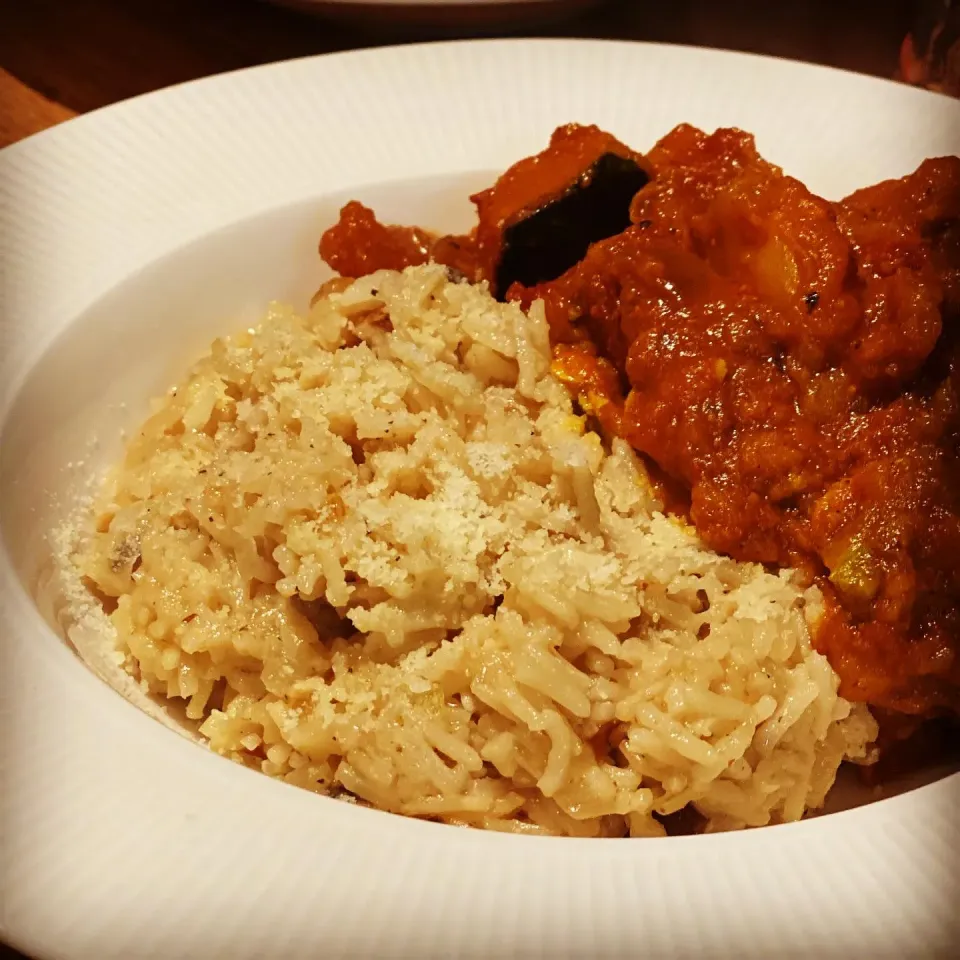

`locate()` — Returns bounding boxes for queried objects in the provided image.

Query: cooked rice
[72,263,877,836]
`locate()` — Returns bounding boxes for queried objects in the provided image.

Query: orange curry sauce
[320,123,960,728]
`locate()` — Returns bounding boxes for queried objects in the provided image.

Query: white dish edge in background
[1,39,959,960]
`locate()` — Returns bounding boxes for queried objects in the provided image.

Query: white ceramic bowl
[2,38,959,960]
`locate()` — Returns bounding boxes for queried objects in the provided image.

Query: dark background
[0,1,928,958]
[2,0,914,120]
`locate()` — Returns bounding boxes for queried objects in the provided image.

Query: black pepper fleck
[804,291,820,312]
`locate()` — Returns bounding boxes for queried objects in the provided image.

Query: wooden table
[0,1,917,958]
[1,0,916,149]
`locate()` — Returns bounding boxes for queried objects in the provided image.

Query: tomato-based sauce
[320,124,647,291]
[319,200,434,279]
[319,123,960,723]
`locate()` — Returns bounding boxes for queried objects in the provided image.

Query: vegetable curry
[320,123,960,729]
